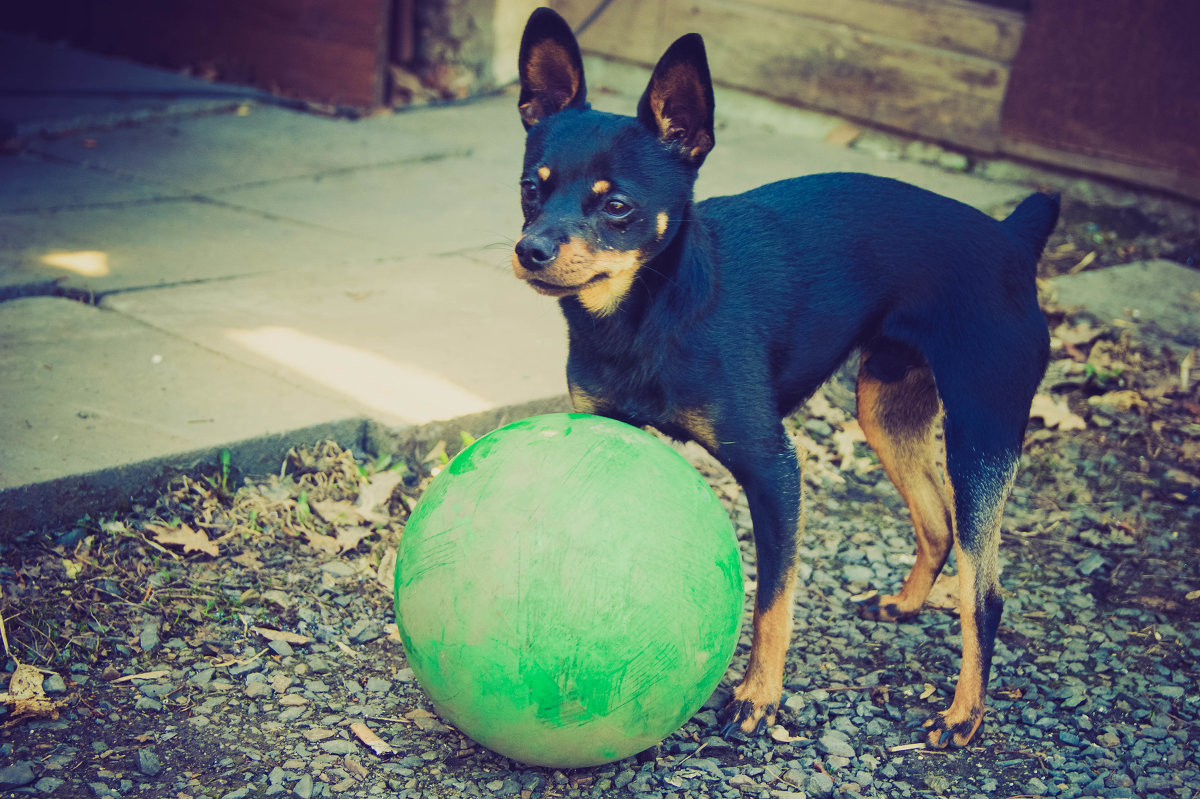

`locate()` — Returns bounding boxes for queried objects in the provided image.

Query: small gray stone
[926,774,951,794]
[0,762,35,786]
[190,668,215,687]
[140,622,161,653]
[220,788,251,799]
[842,564,874,583]
[807,771,835,798]
[365,677,392,693]
[818,729,856,758]
[347,619,382,643]
[319,562,357,578]
[229,659,263,677]
[246,681,274,698]
[269,639,295,657]
[41,673,67,694]
[294,774,314,799]
[138,747,162,776]
[1077,553,1107,575]
[34,776,64,794]
[320,739,357,755]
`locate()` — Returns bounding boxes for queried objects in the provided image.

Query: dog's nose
[515,235,558,271]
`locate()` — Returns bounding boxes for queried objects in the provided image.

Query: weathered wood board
[550,0,1024,151]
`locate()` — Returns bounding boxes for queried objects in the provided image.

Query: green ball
[394,413,743,767]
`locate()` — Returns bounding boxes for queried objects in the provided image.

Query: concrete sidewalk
[0,34,1056,535]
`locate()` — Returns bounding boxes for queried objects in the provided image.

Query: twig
[0,609,13,662]
[887,742,926,753]
[670,741,709,769]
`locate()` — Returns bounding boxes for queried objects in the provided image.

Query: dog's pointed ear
[636,33,715,165]
[518,8,588,129]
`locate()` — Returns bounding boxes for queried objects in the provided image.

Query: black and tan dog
[512,8,1058,748]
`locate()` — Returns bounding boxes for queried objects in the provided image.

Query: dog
[511,7,1058,748]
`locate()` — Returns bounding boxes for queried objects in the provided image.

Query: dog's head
[512,8,715,317]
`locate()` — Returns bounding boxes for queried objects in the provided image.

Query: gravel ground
[2,254,1199,795]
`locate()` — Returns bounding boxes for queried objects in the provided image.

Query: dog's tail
[1002,192,1061,260]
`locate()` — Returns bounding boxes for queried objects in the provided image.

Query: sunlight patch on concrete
[41,250,109,277]
[227,326,493,423]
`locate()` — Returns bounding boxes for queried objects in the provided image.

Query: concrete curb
[0,396,576,538]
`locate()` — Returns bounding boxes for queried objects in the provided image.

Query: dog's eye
[604,199,633,219]
[520,179,540,203]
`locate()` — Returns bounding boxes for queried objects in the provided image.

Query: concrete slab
[26,101,500,196]
[0,198,381,297]
[0,151,173,214]
[1050,259,1200,349]
[0,33,249,138]
[209,149,522,258]
[0,296,369,529]
[98,254,569,428]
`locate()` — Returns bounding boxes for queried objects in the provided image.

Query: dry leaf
[1088,390,1147,414]
[1030,394,1087,431]
[1068,250,1097,274]
[145,523,219,557]
[356,471,406,525]
[823,122,861,148]
[925,571,959,610]
[376,548,398,593]
[232,551,264,570]
[769,724,805,743]
[335,526,374,554]
[251,626,313,645]
[311,500,368,526]
[303,728,335,741]
[351,722,395,756]
[1054,320,1103,348]
[344,756,369,779]
[421,441,448,464]
[1164,469,1200,488]
[303,530,341,555]
[0,664,62,722]
[919,683,937,700]
[111,670,170,684]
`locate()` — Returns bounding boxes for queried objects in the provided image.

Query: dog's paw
[717,697,775,737]
[855,592,920,623]
[921,705,984,749]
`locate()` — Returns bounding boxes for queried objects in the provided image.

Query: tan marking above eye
[592,179,612,195]
[537,165,551,181]
[656,211,669,238]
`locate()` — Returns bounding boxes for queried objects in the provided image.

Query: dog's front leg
[718,430,803,735]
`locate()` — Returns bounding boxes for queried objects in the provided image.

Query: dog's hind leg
[920,329,1045,748]
[855,346,954,622]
